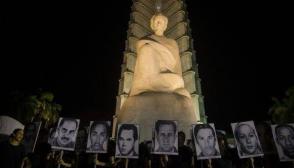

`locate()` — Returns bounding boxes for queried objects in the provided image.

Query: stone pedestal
[117,92,198,142]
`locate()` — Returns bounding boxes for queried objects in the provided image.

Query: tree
[9,89,61,128]
[269,86,294,124]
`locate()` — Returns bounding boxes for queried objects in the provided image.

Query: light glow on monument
[114,0,206,140]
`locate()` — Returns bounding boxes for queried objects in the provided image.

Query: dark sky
[1,2,293,132]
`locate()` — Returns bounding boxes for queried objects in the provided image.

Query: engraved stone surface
[183,71,196,94]
[163,0,182,17]
[122,71,133,94]
[196,78,202,95]
[120,64,126,78]
[127,36,139,52]
[130,23,151,38]
[177,36,190,53]
[191,93,201,122]
[117,92,198,141]
[166,22,187,39]
[167,11,185,31]
[181,51,193,72]
[162,0,174,11]
[133,2,153,19]
[125,52,137,72]
[139,0,155,11]
[132,12,152,31]
[118,72,133,95]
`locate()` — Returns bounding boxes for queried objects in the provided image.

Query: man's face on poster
[157,124,176,152]
[276,126,294,158]
[90,124,107,151]
[57,120,77,146]
[118,129,135,155]
[196,128,216,156]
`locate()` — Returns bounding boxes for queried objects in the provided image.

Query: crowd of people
[0,122,294,168]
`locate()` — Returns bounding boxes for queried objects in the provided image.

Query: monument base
[117,92,198,142]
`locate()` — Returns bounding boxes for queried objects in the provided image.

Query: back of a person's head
[216,130,226,140]
[35,142,51,156]
[107,139,116,154]
[178,131,186,140]
[216,130,229,149]
[139,142,149,156]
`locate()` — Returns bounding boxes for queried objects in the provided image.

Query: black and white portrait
[48,127,57,146]
[192,123,221,160]
[271,123,294,161]
[152,120,178,155]
[231,121,263,158]
[23,122,42,153]
[51,117,80,151]
[86,121,110,153]
[115,124,139,159]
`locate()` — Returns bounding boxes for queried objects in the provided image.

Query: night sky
[1,2,293,132]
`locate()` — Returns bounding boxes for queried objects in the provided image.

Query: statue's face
[151,15,167,36]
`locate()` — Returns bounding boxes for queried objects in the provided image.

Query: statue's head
[150,13,168,36]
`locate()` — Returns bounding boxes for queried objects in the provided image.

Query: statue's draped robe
[118,35,198,141]
[130,35,190,98]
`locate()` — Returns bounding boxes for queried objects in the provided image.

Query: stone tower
[112,0,207,139]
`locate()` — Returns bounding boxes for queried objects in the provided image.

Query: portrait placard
[51,117,80,151]
[192,123,221,160]
[48,127,57,146]
[231,121,263,158]
[115,123,139,159]
[86,121,111,153]
[271,123,294,161]
[152,120,178,155]
[23,122,42,153]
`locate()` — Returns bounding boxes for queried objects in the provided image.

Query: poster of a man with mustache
[51,117,80,151]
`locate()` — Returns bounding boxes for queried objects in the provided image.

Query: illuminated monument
[113,0,206,141]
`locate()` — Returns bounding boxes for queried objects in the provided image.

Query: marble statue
[117,13,198,141]
[130,13,190,98]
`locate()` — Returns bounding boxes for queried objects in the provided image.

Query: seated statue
[129,13,190,98]
[118,13,198,141]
